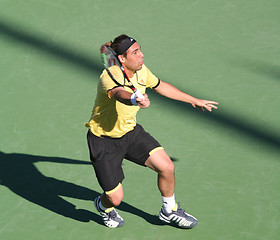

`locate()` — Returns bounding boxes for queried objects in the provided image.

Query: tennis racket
[100,43,144,99]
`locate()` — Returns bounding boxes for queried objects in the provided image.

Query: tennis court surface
[1,1,279,239]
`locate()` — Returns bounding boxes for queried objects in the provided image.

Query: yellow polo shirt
[85,64,159,138]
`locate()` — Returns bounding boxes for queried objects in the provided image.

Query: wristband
[130,93,138,106]
[134,89,144,99]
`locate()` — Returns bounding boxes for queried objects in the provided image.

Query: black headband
[115,37,137,55]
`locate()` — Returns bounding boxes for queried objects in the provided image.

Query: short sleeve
[145,66,160,89]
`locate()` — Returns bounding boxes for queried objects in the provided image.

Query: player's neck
[124,67,135,78]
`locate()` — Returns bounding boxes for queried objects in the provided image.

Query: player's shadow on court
[0,151,163,226]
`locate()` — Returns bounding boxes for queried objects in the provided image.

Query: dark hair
[110,34,131,57]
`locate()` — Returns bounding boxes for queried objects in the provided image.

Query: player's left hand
[137,93,150,108]
[191,99,219,112]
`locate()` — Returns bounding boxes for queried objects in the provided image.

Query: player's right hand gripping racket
[100,43,144,99]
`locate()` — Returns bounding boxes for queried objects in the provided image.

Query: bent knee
[146,149,175,173]
[153,158,175,174]
[105,184,124,207]
[108,196,122,207]
[162,160,175,173]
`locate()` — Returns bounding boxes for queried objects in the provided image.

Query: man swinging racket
[85,34,219,228]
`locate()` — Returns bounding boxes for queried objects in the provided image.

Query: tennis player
[86,34,218,228]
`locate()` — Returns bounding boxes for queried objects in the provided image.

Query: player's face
[121,42,144,74]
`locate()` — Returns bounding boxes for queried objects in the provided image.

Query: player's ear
[118,55,125,63]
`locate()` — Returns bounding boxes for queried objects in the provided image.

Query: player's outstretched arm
[153,80,219,112]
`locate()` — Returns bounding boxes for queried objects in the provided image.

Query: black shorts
[87,124,162,192]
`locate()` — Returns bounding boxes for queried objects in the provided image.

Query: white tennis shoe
[159,203,198,229]
[94,196,125,228]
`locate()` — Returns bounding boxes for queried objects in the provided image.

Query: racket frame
[100,44,144,99]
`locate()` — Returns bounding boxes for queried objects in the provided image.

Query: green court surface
[1,0,280,239]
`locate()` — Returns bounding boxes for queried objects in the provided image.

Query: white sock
[162,194,176,213]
